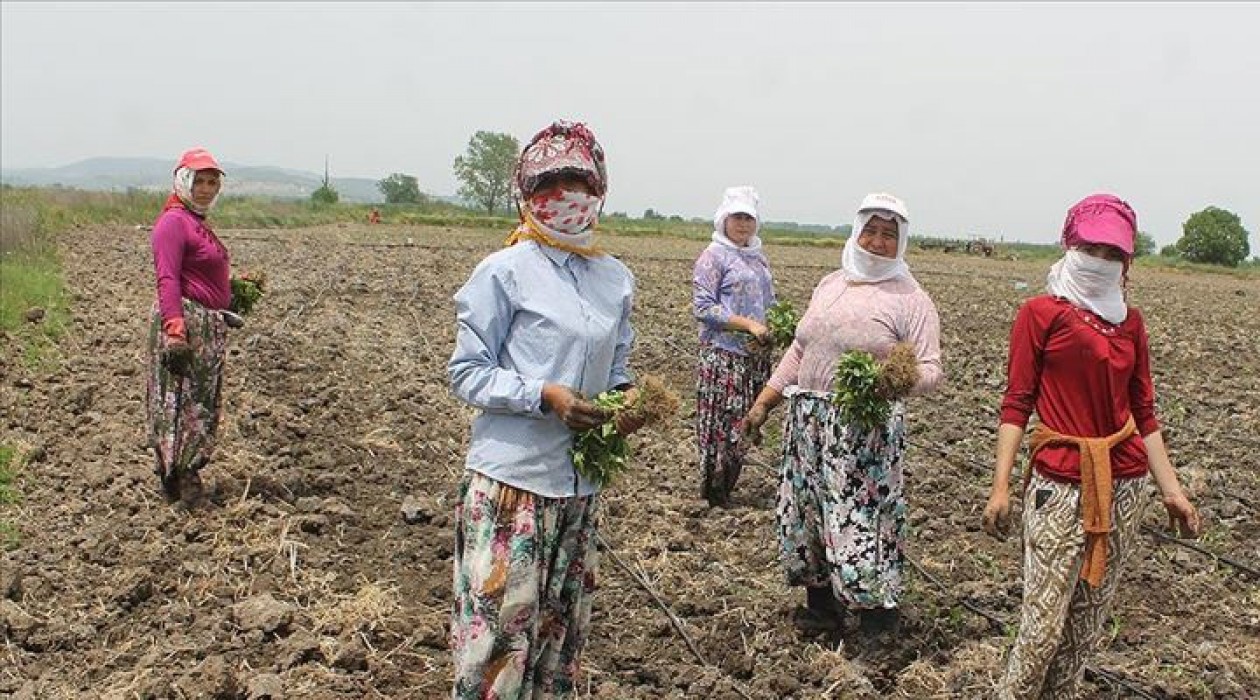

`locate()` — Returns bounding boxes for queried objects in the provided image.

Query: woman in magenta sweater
[982,193,1200,699]
[147,147,231,505]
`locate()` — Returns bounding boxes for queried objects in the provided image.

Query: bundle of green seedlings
[735,300,800,351]
[571,374,682,488]
[765,300,801,349]
[831,343,920,431]
[229,271,267,315]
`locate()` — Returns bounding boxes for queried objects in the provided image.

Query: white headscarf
[711,185,763,253]
[173,166,221,215]
[841,193,911,283]
[1046,249,1128,324]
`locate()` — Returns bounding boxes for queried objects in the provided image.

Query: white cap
[857,192,909,223]
[714,185,761,233]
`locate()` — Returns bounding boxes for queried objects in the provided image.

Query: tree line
[318,131,1255,268]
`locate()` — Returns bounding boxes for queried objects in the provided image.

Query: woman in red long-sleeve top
[146,147,231,506]
[982,194,1200,699]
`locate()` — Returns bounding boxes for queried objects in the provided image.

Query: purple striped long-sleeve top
[692,242,776,356]
[150,207,231,323]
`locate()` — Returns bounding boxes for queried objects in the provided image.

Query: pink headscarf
[1062,194,1137,257]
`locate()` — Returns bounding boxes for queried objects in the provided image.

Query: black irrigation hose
[906,438,1260,580]
[1141,526,1260,580]
[906,556,1163,700]
[595,531,757,700]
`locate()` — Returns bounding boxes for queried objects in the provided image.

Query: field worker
[147,147,231,506]
[447,120,646,699]
[691,185,777,507]
[982,193,1200,699]
[741,192,944,644]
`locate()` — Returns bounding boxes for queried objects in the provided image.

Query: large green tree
[453,131,519,214]
[378,173,423,204]
[1134,231,1157,257]
[1176,206,1251,267]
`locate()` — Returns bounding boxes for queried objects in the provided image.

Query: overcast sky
[3,1,1257,247]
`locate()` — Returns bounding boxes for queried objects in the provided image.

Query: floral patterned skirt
[146,300,228,481]
[775,389,908,610]
[695,344,771,502]
[450,471,600,700]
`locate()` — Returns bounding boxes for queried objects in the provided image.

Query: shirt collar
[537,242,576,268]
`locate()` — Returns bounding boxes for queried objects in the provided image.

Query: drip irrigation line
[1141,526,1260,579]
[595,531,756,700]
[906,556,1162,700]
[906,438,1260,580]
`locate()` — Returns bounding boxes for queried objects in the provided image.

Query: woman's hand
[745,320,770,345]
[613,386,646,436]
[542,384,609,431]
[740,403,770,446]
[1162,491,1201,538]
[982,487,1012,540]
[161,336,194,375]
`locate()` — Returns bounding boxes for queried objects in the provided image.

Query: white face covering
[841,211,910,283]
[1046,249,1128,324]
[174,166,220,214]
[527,189,602,248]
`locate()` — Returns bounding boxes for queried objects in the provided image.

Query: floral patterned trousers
[146,300,228,482]
[695,345,771,503]
[450,472,600,700]
[776,390,908,610]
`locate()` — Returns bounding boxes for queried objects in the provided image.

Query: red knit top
[1000,295,1159,482]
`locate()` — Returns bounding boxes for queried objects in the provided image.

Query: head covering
[177,147,224,174]
[506,121,608,257]
[1047,193,1134,324]
[165,147,225,215]
[1062,193,1137,256]
[711,185,763,252]
[514,120,607,201]
[840,192,912,283]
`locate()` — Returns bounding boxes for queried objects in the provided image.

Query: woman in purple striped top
[691,185,776,507]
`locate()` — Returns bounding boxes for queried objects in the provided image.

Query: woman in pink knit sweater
[146,147,232,506]
[743,193,944,645]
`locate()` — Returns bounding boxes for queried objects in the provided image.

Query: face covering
[173,166,220,215]
[841,211,910,283]
[529,190,601,233]
[1046,249,1128,324]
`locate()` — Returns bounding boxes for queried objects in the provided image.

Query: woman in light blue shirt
[447,121,643,699]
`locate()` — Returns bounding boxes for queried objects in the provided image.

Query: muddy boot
[858,607,901,647]
[157,462,181,502]
[793,586,845,634]
[177,469,204,508]
[702,477,729,508]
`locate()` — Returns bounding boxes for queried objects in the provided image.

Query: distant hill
[0,157,388,203]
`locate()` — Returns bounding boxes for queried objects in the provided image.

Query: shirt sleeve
[609,270,637,389]
[999,299,1051,428]
[768,275,829,392]
[151,212,186,323]
[1127,309,1161,436]
[447,260,546,416]
[692,248,732,327]
[903,292,945,396]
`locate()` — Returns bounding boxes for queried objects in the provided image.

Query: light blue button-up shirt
[448,240,636,497]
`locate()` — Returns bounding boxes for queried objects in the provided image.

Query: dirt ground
[1,223,1257,699]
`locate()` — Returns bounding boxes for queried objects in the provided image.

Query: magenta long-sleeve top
[767,270,944,395]
[150,206,231,322]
